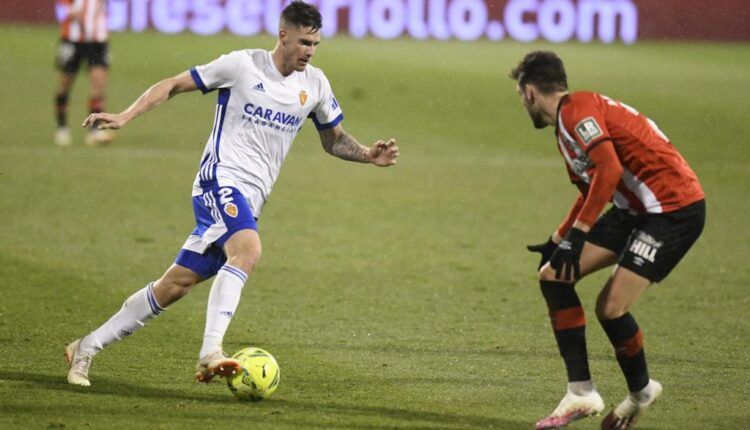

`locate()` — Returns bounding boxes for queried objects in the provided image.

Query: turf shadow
[271,398,529,429]
[1,370,528,429]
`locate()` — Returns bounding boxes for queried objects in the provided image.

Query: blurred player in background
[512,51,705,430]
[64,1,399,387]
[54,0,114,147]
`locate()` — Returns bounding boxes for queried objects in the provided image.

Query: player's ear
[524,85,535,104]
[279,28,288,46]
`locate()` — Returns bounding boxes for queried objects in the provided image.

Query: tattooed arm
[319,124,399,166]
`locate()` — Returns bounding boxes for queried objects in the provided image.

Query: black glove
[526,237,557,270]
[549,228,586,281]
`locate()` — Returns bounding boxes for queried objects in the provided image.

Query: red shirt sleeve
[560,93,612,153]
[556,193,585,238]
[576,140,623,226]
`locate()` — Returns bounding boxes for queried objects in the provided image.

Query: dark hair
[281,1,322,32]
[510,51,568,94]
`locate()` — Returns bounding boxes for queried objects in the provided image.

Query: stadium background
[1,1,748,429]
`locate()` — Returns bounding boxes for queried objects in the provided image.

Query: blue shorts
[174,186,257,280]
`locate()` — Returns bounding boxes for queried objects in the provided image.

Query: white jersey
[189,49,344,217]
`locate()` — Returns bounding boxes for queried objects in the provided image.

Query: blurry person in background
[54,0,114,147]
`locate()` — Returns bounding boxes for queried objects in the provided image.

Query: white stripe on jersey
[621,169,663,213]
[557,135,591,183]
[84,0,96,41]
[96,1,108,42]
[613,190,631,210]
[68,0,83,41]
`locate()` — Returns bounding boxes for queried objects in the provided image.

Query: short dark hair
[281,1,322,32]
[510,51,568,94]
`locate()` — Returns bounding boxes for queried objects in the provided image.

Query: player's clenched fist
[549,227,586,282]
[82,112,128,130]
[367,139,399,166]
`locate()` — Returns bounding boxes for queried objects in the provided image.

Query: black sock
[600,313,649,392]
[55,93,69,128]
[540,280,591,382]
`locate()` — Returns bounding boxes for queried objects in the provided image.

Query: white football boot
[536,389,605,429]
[85,128,115,147]
[195,350,241,383]
[64,339,93,386]
[55,127,72,146]
[601,379,662,430]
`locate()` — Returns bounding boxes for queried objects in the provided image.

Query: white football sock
[631,379,656,402]
[568,380,596,396]
[79,282,165,355]
[199,264,247,359]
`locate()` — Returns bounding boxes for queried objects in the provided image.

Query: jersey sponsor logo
[571,156,592,178]
[253,82,265,92]
[628,231,663,264]
[299,90,308,106]
[575,117,603,144]
[243,103,303,127]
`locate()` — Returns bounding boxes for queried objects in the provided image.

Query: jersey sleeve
[308,73,344,130]
[560,95,611,153]
[556,193,585,238]
[576,140,623,226]
[190,51,244,95]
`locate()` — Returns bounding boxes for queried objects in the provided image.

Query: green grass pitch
[0,25,748,429]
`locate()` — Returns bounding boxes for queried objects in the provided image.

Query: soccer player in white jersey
[65,1,399,387]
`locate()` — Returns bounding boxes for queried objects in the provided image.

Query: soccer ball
[226,347,280,401]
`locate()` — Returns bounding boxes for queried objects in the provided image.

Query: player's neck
[543,91,569,125]
[270,47,293,77]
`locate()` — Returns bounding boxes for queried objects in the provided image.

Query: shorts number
[218,187,234,205]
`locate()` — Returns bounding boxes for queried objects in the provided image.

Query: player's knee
[228,248,261,274]
[155,276,197,302]
[596,299,628,320]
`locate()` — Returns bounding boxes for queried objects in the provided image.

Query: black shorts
[586,200,706,283]
[56,40,110,75]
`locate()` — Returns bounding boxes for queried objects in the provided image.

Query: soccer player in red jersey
[511,51,705,430]
[54,0,114,147]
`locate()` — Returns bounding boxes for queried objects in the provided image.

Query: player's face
[280,25,321,72]
[517,84,547,129]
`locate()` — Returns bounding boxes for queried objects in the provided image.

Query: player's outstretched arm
[82,71,198,130]
[318,124,399,166]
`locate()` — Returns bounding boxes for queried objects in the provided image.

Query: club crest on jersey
[223,203,238,218]
[575,117,603,144]
[299,90,308,106]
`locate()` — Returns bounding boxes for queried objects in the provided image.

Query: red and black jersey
[554,92,704,235]
[58,0,109,43]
